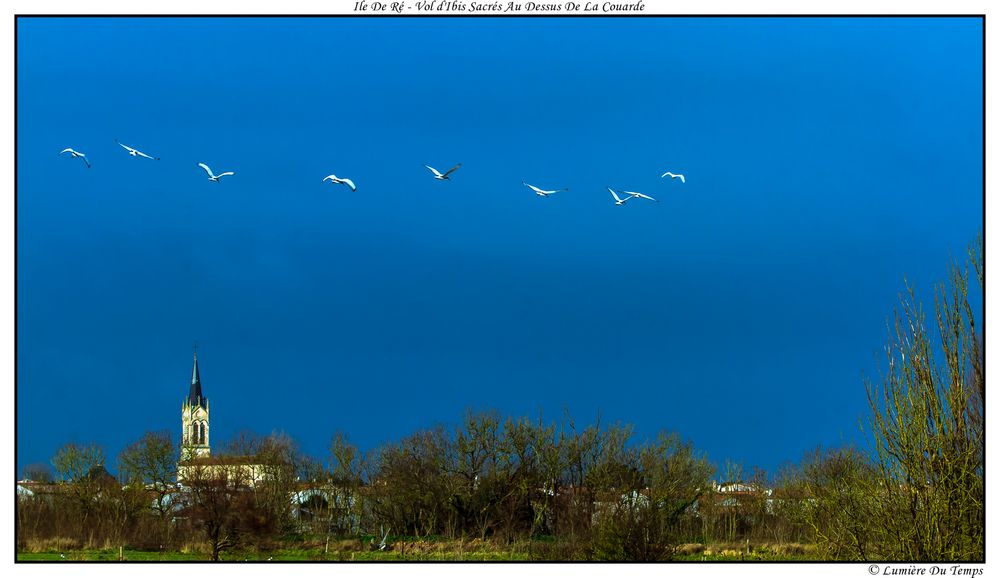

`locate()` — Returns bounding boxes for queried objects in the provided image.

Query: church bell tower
[181,351,210,460]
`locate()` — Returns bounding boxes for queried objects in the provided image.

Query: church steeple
[181,350,210,460]
[188,351,206,408]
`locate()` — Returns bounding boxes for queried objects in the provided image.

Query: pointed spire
[188,349,206,408]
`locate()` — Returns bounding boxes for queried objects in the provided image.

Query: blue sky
[16,17,982,478]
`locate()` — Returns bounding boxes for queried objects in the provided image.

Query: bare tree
[22,463,53,483]
[51,442,108,533]
[182,456,254,561]
[254,432,303,537]
[118,431,178,519]
[591,431,712,561]
[368,427,455,538]
[329,431,365,531]
[863,236,984,561]
[800,446,878,560]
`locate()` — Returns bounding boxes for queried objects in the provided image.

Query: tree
[118,431,178,519]
[215,431,303,543]
[763,461,813,545]
[51,442,108,531]
[590,431,712,561]
[327,431,364,536]
[450,409,511,540]
[862,237,984,561]
[528,415,564,537]
[52,442,106,484]
[558,413,606,539]
[638,432,712,551]
[22,463,53,483]
[800,446,879,560]
[253,432,303,538]
[183,457,254,561]
[369,427,456,538]
[48,442,147,548]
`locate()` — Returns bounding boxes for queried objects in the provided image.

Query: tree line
[16,237,983,561]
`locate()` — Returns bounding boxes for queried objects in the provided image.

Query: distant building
[176,352,269,487]
[16,482,35,499]
[180,352,210,461]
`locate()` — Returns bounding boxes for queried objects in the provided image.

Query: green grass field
[16,549,534,562]
[18,543,816,562]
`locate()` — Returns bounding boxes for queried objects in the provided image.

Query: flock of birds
[60,141,237,184]
[59,141,687,205]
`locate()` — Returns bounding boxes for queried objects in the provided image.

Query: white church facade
[176,353,274,487]
[180,353,210,461]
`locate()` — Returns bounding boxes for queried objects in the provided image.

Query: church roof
[188,352,207,408]
[180,455,261,466]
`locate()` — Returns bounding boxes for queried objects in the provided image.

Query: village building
[176,353,274,488]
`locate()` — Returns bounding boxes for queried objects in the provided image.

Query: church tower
[181,352,210,460]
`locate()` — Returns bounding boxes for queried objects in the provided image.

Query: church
[180,352,211,461]
[176,353,272,487]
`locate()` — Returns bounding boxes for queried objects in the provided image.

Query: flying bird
[608,187,629,206]
[60,148,91,168]
[523,182,568,197]
[115,140,159,160]
[198,163,235,182]
[425,163,462,180]
[661,171,686,183]
[323,174,357,191]
[625,191,658,203]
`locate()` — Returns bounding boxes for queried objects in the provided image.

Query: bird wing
[82,156,91,168]
[629,192,658,202]
[425,165,443,177]
[116,140,134,153]
[608,188,624,202]
[60,148,74,155]
[198,163,215,178]
[523,182,544,194]
[134,149,156,160]
[217,171,235,178]
[441,163,462,177]
[341,178,356,191]
[323,175,337,182]
[662,172,686,183]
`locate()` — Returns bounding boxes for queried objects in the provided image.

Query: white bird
[425,163,462,180]
[523,182,568,197]
[198,163,235,182]
[608,187,629,206]
[323,174,357,191]
[378,526,389,551]
[116,140,159,160]
[661,171,685,183]
[60,148,91,168]
[625,191,658,203]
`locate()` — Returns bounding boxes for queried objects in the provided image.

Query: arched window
[199,422,206,445]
